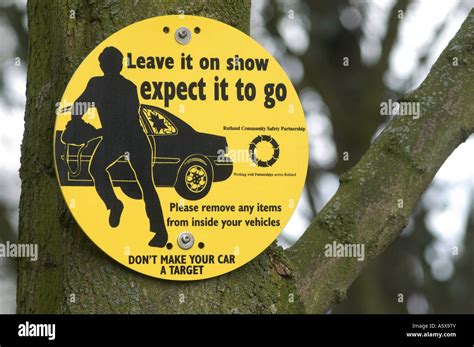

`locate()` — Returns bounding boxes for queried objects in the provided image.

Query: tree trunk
[18,0,474,314]
[17,0,303,314]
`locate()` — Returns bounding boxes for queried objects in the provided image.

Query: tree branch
[370,0,410,85]
[288,9,474,313]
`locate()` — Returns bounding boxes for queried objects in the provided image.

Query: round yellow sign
[54,15,308,280]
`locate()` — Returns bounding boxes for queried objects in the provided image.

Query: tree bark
[17,1,473,314]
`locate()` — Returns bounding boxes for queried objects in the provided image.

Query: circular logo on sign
[53,15,308,280]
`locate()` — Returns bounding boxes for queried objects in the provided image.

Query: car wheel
[175,157,213,200]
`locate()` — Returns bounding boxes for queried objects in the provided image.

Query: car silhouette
[55,104,233,200]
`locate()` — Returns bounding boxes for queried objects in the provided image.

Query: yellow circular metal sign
[54,15,308,280]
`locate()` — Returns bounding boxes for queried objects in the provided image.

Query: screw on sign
[175,27,192,45]
[53,15,308,280]
[178,232,194,250]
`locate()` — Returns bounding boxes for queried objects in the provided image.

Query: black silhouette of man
[71,46,168,248]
